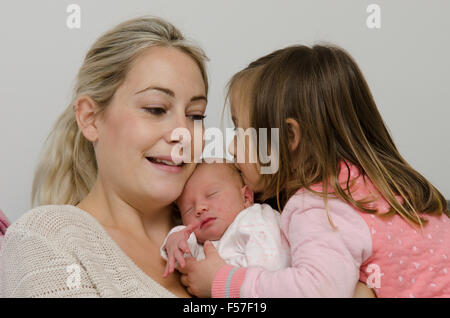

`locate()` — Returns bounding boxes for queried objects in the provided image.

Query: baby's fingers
[179,240,191,255]
[163,261,170,278]
[163,254,176,278]
[175,249,186,269]
[184,221,201,238]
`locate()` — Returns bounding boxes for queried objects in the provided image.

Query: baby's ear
[241,185,254,208]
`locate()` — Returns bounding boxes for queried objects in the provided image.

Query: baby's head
[176,161,254,243]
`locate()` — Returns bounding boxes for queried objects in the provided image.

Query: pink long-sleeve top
[212,163,450,298]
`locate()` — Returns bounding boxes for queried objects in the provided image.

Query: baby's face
[176,163,253,243]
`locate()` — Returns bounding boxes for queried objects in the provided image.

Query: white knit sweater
[0,205,177,298]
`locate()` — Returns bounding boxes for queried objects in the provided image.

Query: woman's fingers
[177,257,195,274]
[180,274,189,287]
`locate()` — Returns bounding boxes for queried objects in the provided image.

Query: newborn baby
[161,161,290,277]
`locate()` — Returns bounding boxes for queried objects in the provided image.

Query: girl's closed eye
[187,113,207,121]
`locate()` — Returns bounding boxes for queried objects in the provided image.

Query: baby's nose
[195,205,208,216]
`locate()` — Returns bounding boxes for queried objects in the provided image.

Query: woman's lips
[146,156,184,173]
[200,217,216,229]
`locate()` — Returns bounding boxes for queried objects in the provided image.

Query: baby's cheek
[181,214,194,227]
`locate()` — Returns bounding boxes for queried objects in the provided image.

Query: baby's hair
[173,159,245,219]
[31,16,208,207]
[199,159,245,187]
[228,43,448,227]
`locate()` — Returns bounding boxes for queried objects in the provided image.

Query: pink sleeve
[212,194,373,298]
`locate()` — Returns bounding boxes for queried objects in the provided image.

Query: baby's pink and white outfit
[161,203,290,271]
[212,162,450,298]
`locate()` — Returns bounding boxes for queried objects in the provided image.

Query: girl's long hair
[31,16,208,208]
[227,44,448,227]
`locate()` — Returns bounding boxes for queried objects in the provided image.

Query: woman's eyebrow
[135,85,174,97]
[135,85,207,103]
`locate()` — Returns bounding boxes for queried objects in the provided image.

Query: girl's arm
[213,200,373,297]
[354,281,376,298]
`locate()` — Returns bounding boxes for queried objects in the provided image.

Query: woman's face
[227,91,262,193]
[94,46,207,211]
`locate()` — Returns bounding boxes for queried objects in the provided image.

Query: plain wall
[1,0,449,222]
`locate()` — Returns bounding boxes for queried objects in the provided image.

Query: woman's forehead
[124,46,206,98]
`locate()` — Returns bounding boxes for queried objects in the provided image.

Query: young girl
[178,44,450,298]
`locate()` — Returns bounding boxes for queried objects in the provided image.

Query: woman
[0,16,208,297]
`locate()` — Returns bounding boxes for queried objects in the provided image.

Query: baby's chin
[196,233,221,244]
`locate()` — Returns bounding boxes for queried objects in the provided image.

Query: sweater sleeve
[0,226,100,298]
[212,195,372,298]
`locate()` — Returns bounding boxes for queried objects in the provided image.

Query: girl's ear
[285,118,301,152]
[241,185,254,208]
[74,96,101,143]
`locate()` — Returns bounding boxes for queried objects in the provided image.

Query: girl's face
[94,46,207,210]
[227,91,263,193]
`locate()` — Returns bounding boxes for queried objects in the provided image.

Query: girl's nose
[228,134,237,159]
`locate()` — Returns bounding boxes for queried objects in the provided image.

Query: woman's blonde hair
[31,16,209,207]
[227,44,448,227]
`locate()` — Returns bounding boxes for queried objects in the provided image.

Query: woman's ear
[74,96,101,143]
[241,185,254,208]
[285,118,301,152]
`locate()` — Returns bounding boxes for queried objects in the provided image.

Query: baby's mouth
[200,217,216,229]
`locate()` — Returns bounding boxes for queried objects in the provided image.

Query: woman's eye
[143,107,166,116]
[188,114,207,121]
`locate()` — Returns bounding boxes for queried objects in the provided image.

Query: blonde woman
[0,16,208,297]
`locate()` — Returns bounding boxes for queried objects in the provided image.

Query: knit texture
[0,205,177,298]
[0,209,10,250]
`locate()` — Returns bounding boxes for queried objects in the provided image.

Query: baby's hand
[163,221,200,278]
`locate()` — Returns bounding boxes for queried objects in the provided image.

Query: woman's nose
[165,111,190,144]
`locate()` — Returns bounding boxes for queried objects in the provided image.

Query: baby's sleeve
[235,204,290,271]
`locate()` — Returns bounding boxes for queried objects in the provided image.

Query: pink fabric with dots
[315,162,450,297]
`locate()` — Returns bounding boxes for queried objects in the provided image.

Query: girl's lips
[200,217,216,229]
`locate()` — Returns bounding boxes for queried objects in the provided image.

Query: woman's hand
[178,240,226,297]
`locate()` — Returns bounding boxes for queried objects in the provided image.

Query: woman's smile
[146,155,185,173]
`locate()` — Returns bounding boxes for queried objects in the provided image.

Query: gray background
[0,0,449,222]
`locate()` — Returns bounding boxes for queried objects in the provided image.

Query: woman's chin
[150,188,183,204]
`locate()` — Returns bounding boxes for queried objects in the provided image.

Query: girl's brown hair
[228,44,448,227]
